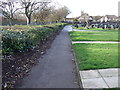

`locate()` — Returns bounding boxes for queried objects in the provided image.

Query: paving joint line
[97,70,110,88]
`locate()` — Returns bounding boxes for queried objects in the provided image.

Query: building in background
[65,18,74,22]
[78,13,89,23]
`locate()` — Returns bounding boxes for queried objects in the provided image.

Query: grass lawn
[73,26,119,30]
[70,30,118,41]
[73,43,118,70]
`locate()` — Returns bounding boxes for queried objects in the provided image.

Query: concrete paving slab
[82,78,109,88]
[119,68,120,76]
[80,70,101,79]
[80,68,119,88]
[103,76,119,88]
[98,68,119,77]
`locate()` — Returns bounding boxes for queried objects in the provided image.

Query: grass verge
[72,43,118,70]
[73,26,119,30]
[70,30,118,41]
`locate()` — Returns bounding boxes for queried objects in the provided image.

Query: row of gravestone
[74,23,120,29]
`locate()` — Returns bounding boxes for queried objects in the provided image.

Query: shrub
[1,23,67,55]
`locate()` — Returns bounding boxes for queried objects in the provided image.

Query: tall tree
[20,0,51,25]
[0,0,21,25]
[33,5,53,24]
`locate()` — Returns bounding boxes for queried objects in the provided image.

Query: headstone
[102,24,105,29]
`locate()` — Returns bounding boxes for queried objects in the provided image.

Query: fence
[0,18,59,26]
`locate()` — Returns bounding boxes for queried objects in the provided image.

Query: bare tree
[20,0,51,25]
[0,0,21,25]
[33,5,53,24]
[59,6,70,21]
[48,6,70,22]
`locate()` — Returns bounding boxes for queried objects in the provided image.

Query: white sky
[1,0,119,18]
[56,0,120,18]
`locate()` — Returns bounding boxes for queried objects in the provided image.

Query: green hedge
[1,23,67,55]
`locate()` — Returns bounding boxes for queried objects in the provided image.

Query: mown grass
[102,88,120,90]
[70,30,118,41]
[73,26,119,30]
[73,43,118,70]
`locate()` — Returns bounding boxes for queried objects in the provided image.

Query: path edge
[69,32,84,89]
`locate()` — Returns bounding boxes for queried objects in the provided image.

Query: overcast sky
[56,0,120,18]
[1,0,119,17]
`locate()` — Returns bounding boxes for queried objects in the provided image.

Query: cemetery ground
[1,24,119,89]
[70,27,119,88]
[70,29,118,70]
[1,23,76,88]
[1,24,80,88]
[72,43,118,70]
[70,30,118,41]
[73,26,119,31]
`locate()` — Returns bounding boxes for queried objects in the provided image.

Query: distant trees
[32,5,52,24]
[0,0,21,25]
[20,0,51,25]
[0,0,70,25]
[73,18,79,22]
[32,5,70,24]
[49,6,70,22]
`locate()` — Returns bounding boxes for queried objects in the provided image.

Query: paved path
[80,68,120,88]
[16,25,80,88]
[72,41,120,44]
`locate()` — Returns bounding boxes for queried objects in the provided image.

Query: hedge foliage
[0,23,67,55]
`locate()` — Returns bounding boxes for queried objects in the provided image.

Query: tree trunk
[8,18,12,26]
[26,16,31,25]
